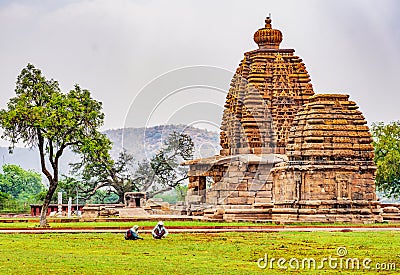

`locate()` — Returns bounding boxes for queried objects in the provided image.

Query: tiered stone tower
[270,94,381,222]
[220,17,314,155]
[184,17,382,223]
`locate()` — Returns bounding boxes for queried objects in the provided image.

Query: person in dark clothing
[125,225,143,240]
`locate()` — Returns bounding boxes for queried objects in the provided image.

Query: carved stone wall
[272,167,377,203]
[185,155,281,207]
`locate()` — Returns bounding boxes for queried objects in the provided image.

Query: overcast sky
[0,0,399,142]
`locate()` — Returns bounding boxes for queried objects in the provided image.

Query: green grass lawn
[0,231,398,274]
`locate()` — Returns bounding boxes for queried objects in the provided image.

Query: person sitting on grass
[152,221,168,239]
[125,225,143,240]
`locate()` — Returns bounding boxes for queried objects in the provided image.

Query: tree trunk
[39,179,58,227]
[117,188,125,204]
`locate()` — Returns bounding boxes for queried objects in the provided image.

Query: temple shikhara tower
[183,17,382,223]
[220,17,314,155]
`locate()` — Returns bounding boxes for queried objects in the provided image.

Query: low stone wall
[381,204,400,222]
[81,204,124,219]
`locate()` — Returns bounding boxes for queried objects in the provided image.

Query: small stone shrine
[124,192,146,207]
[183,17,382,223]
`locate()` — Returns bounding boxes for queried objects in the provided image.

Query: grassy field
[0,231,398,274]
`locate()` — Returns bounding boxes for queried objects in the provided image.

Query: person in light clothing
[152,221,168,239]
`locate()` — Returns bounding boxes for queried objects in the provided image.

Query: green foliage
[0,64,111,226]
[153,191,177,204]
[176,184,188,202]
[34,177,119,205]
[57,173,121,204]
[70,150,136,204]
[55,177,80,203]
[0,191,10,203]
[71,131,195,203]
[0,164,44,200]
[152,184,188,203]
[0,191,30,214]
[372,121,400,198]
[0,164,44,213]
[134,131,194,197]
[0,199,30,214]
[34,190,49,203]
[86,190,119,204]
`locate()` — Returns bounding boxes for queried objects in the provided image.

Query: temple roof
[220,17,315,155]
[286,94,375,163]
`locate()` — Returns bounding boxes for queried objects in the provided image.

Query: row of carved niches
[286,94,374,163]
[220,51,315,152]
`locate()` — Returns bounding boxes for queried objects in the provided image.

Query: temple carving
[220,17,314,155]
[184,17,382,223]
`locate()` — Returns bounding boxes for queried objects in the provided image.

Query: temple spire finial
[254,15,282,49]
[265,15,272,28]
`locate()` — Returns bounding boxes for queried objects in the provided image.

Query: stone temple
[183,17,382,223]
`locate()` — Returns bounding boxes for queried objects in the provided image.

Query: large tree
[68,149,136,203]
[135,131,194,197]
[70,131,194,202]
[371,121,400,198]
[0,64,111,227]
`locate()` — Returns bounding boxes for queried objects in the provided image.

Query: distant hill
[106,124,220,161]
[0,125,221,176]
